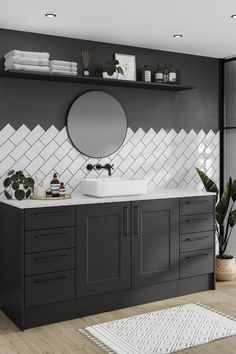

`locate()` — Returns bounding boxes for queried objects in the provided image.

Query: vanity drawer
[25,227,75,253]
[180,197,214,216]
[25,270,75,307]
[25,206,75,230]
[180,249,214,278]
[180,213,214,234]
[25,249,75,276]
[180,231,214,252]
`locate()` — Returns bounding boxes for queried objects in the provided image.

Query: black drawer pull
[124,207,129,237]
[134,206,140,236]
[185,217,209,222]
[185,201,208,205]
[185,253,209,260]
[184,236,209,242]
[34,232,67,239]
[34,211,66,217]
[34,275,67,284]
[34,254,67,261]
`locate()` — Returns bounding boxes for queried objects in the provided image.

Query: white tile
[173,154,187,171]
[130,155,145,173]
[10,140,30,161]
[12,155,31,172]
[25,125,45,145]
[122,169,135,179]
[59,170,73,185]
[163,154,176,171]
[152,129,167,146]
[133,167,146,179]
[130,128,145,146]
[152,168,167,185]
[40,141,58,160]
[118,141,134,159]
[39,156,59,176]
[163,129,177,145]
[40,125,59,145]
[26,156,45,176]
[163,144,176,159]
[55,155,73,175]
[153,155,167,171]
[0,156,15,177]
[152,142,166,159]
[142,155,156,173]
[147,181,156,191]
[54,140,72,159]
[25,140,45,161]
[184,142,197,158]
[68,155,86,174]
[10,124,30,145]
[174,142,187,159]
[68,170,86,190]
[130,141,145,159]
[54,127,68,145]
[173,129,187,145]
[144,167,156,182]
[141,128,156,145]
[183,129,197,146]
[122,127,134,145]
[0,140,15,160]
[142,141,156,159]
[119,155,134,173]
[68,147,80,161]
[0,124,15,145]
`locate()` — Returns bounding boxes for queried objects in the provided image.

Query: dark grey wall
[0,28,220,132]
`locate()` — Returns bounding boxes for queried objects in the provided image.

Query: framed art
[114,53,136,81]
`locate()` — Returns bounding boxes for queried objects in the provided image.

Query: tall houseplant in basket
[197,168,236,281]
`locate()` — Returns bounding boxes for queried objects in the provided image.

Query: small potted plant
[3,170,35,200]
[197,168,236,281]
[96,59,124,79]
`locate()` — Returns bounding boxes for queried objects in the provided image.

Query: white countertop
[0,189,215,209]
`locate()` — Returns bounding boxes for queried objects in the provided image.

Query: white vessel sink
[81,178,147,197]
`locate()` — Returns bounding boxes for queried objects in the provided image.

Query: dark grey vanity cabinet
[0,194,215,330]
[77,202,130,297]
[132,199,179,287]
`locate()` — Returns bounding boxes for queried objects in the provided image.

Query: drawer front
[180,231,214,252]
[180,196,214,216]
[25,206,75,230]
[180,213,214,234]
[25,227,75,253]
[25,249,75,276]
[180,249,214,278]
[25,270,75,307]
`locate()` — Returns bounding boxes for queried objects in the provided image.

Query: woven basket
[216,256,236,281]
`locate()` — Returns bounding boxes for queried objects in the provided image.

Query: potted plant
[96,59,124,79]
[3,170,35,200]
[197,168,236,281]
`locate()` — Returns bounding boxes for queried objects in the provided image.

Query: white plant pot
[102,71,118,79]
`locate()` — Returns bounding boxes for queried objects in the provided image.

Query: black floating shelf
[0,71,196,92]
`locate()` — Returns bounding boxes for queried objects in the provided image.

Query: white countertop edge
[0,189,216,209]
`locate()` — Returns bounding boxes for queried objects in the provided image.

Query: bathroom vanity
[0,189,215,330]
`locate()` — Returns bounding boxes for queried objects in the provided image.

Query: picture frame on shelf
[114,53,136,81]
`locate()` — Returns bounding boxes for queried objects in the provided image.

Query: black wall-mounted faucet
[87,163,114,176]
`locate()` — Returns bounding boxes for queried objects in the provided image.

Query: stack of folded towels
[49,60,78,76]
[4,50,50,73]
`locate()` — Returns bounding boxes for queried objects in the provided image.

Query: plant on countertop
[3,170,35,200]
[196,168,236,259]
[95,59,124,77]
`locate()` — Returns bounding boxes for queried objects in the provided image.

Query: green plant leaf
[216,177,232,225]
[4,190,12,199]
[196,168,219,196]
[107,69,114,76]
[25,189,31,199]
[12,174,18,182]
[7,170,15,176]
[3,177,12,188]
[25,177,35,189]
[113,59,119,65]
[117,66,124,75]
[229,209,236,227]
[23,185,29,189]
[12,182,19,190]
[16,170,24,176]
[15,189,25,200]
[231,178,236,201]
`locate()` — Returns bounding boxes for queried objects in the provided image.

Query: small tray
[31,194,71,200]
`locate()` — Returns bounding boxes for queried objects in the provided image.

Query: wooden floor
[0,280,236,354]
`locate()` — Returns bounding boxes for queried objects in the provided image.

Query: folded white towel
[49,64,77,73]
[5,50,50,60]
[5,63,50,73]
[5,56,49,67]
[50,69,77,76]
[50,60,77,68]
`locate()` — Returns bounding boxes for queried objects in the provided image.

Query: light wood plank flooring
[0,280,236,353]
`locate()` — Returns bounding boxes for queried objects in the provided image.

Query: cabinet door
[77,202,130,297]
[132,199,179,287]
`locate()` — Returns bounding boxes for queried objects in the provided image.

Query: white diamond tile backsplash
[0,125,219,195]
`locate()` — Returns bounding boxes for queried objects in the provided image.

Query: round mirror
[67,91,127,158]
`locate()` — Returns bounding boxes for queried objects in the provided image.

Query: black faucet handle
[87,164,95,171]
[105,163,114,169]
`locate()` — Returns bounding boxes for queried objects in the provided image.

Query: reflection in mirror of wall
[67,91,127,158]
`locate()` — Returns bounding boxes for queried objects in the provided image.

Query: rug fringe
[195,302,236,322]
[79,328,116,354]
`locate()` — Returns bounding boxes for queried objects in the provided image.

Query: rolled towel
[50,69,77,76]
[49,64,77,73]
[5,56,49,67]
[50,60,77,68]
[4,50,50,60]
[5,63,50,73]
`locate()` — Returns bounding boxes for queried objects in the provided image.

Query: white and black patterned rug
[80,303,236,353]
